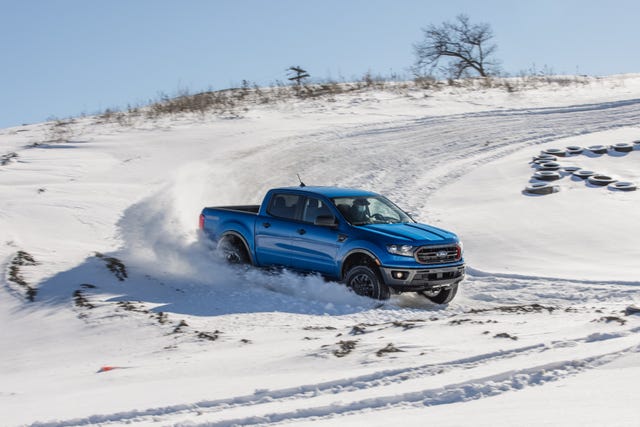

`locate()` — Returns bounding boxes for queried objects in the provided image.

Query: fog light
[392,271,408,280]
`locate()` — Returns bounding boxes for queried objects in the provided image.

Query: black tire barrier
[611,181,637,191]
[533,154,557,162]
[533,171,561,181]
[525,183,557,195]
[534,158,556,165]
[587,145,608,154]
[566,146,583,155]
[573,170,595,179]
[542,148,566,157]
[562,166,581,173]
[612,143,634,153]
[537,161,561,171]
[587,175,616,186]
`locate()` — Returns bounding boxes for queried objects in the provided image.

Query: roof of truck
[272,186,378,198]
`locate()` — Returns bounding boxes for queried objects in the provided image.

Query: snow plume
[114,170,372,315]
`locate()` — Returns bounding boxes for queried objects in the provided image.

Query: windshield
[332,196,414,225]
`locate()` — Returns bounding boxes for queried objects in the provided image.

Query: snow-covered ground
[1,75,640,426]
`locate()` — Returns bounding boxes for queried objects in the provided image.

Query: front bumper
[380,265,465,292]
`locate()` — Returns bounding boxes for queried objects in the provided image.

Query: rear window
[267,194,302,220]
[301,197,333,224]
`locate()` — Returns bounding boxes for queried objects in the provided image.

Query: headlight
[457,241,464,258]
[387,244,415,257]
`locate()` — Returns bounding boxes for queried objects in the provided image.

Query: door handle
[297,228,306,235]
[263,222,271,228]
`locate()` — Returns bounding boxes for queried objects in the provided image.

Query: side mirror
[315,215,338,227]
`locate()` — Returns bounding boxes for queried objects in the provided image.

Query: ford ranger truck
[199,187,464,303]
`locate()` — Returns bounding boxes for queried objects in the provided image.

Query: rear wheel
[217,235,250,265]
[344,265,390,300]
[420,282,459,304]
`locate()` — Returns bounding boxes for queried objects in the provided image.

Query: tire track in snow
[226,96,640,214]
[30,344,544,426]
[187,346,639,427]
[32,329,640,427]
[460,272,640,307]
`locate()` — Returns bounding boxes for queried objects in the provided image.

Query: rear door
[254,193,303,267]
[288,196,342,277]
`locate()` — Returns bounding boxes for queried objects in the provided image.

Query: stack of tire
[526,153,562,195]
[525,141,638,195]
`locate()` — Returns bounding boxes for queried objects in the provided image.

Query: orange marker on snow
[96,365,132,373]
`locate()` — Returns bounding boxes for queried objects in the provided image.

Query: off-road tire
[344,265,390,300]
[420,282,459,304]
[217,235,250,265]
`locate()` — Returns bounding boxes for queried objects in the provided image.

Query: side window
[302,197,332,224]
[267,194,302,220]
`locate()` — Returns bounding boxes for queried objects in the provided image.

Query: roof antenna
[297,174,306,187]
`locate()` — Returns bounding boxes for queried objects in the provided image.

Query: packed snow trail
[201,97,640,214]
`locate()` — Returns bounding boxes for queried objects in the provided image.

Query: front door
[254,193,303,267]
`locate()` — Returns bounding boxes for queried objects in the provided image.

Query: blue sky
[1,0,639,129]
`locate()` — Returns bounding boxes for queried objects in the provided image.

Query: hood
[357,222,458,245]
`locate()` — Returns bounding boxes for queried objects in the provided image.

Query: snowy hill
[1,75,640,426]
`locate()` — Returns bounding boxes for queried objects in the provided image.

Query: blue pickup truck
[199,186,464,303]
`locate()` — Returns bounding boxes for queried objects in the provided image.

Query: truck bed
[204,205,260,214]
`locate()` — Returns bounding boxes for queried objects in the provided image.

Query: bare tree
[413,14,499,79]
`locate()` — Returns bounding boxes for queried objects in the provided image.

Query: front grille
[415,245,459,265]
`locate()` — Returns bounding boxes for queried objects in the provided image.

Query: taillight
[199,213,205,230]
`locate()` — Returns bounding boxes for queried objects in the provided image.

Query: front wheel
[344,265,390,300]
[420,282,459,304]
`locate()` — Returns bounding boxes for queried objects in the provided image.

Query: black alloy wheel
[344,265,390,300]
